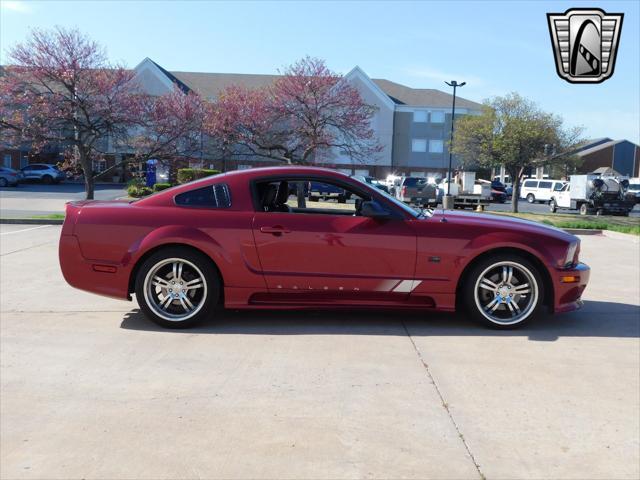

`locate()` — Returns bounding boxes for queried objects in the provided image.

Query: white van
[520,179,566,203]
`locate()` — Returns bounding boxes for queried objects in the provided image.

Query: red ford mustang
[59,167,590,329]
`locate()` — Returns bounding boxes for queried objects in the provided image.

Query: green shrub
[153,182,173,192]
[177,168,220,184]
[127,183,153,198]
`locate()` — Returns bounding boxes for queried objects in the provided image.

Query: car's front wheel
[549,199,557,213]
[463,255,544,329]
[135,247,220,328]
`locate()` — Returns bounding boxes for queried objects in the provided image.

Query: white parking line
[0,225,53,236]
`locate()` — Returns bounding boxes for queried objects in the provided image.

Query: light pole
[443,80,465,209]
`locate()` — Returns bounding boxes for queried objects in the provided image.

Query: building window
[429,140,444,153]
[412,139,427,152]
[20,155,28,168]
[431,111,445,123]
[93,159,107,173]
[3,154,11,168]
[413,111,428,123]
[237,165,252,170]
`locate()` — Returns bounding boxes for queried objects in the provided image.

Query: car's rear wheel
[135,247,220,328]
[463,255,544,329]
[526,193,535,203]
[42,175,53,184]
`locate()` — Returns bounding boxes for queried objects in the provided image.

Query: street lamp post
[443,80,465,209]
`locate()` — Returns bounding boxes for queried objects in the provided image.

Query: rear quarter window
[523,180,537,188]
[539,181,552,189]
[174,184,231,208]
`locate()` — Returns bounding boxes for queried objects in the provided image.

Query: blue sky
[1,0,638,143]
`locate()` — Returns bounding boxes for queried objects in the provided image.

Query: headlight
[564,241,579,267]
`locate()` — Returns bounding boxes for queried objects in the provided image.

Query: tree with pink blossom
[207,56,382,166]
[0,27,143,199]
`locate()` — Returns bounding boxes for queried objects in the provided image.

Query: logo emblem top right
[547,8,624,84]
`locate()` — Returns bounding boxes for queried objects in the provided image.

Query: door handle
[260,226,291,235]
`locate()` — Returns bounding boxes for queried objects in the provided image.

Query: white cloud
[0,1,33,13]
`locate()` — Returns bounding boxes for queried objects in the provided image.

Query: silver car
[0,167,22,187]
[20,163,66,184]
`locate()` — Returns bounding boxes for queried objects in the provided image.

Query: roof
[370,79,483,109]
[167,69,483,109]
[576,139,639,157]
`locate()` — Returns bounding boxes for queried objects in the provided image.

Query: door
[21,165,37,179]
[252,178,416,302]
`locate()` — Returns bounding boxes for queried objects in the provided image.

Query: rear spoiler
[61,200,92,235]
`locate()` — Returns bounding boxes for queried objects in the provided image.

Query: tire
[462,254,545,329]
[135,247,220,329]
[0,178,7,187]
[579,203,589,215]
[549,199,557,213]
[526,193,535,203]
[41,175,53,184]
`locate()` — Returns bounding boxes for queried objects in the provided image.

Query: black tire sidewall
[134,247,220,328]
[463,254,545,329]
[527,194,535,203]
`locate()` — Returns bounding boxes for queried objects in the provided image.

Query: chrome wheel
[473,261,539,326]
[143,258,207,322]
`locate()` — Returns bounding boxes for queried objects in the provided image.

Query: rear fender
[125,225,231,275]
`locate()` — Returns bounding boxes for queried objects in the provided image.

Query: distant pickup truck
[395,177,438,206]
[308,181,352,203]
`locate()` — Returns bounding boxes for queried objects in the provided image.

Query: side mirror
[360,200,392,219]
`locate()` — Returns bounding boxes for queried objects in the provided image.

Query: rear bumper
[553,262,590,313]
[59,234,131,300]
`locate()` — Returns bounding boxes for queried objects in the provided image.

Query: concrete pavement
[0,183,126,217]
[1,225,638,479]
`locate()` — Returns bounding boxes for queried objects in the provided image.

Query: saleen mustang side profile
[59,167,590,329]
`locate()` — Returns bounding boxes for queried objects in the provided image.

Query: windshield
[350,176,423,218]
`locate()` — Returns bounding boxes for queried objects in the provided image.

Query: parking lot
[1,224,638,479]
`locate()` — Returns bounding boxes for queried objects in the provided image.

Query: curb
[601,229,640,243]
[0,218,64,225]
[562,228,603,235]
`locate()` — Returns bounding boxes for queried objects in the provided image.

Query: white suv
[520,179,565,203]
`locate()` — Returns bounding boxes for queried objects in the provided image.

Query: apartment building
[133,58,483,179]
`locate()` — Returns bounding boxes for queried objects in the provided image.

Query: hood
[428,209,576,242]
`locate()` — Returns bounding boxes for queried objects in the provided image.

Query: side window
[523,180,537,188]
[255,179,368,215]
[175,184,231,208]
[553,183,564,191]
[539,181,552,189]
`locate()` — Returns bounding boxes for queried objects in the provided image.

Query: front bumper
[553,262,590,313]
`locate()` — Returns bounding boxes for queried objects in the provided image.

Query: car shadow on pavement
[120,300,640,341]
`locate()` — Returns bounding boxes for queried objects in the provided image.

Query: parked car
[627,178,640,203]
[520,179,565,203]
[395,177,438,206]
[0,167,22,187]
[489,180,508,203]
[59,166,590,330]
[352,175,390,193]
[308,181,351,203]
[20,163,66,184]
